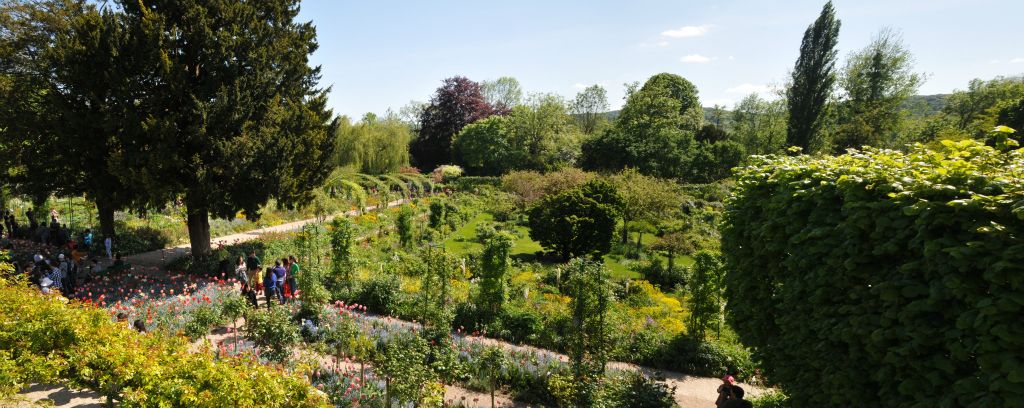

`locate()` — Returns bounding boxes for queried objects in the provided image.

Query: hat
[58,254,65,261]
[722,375,735,384]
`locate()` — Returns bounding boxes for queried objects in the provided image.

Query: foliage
[751,391,790,408]
[564,258,613,407]
[608,168,681,248]
[501,168,596,205]
[244,306,300,363]
[637,259,688,291]
[396,205,416,247]
[432,164,465,183]
[723,140,1024,407]
[683,140,747,184]
[785,0,841,151]
[374,332,437,406]
[0,278,327,406]
[833,28,923,151]
[478,230,515,318]
[330,217,356,296]
[581,73,703,178]
[528,180,624,260]
[334,115,411,174]
[687,250,725,340]
[942,75,1024,137]
[570,85,610,135]
[731,94,787,155]
[480,76,523,112]
[454,94,582,175]
[111,0,337,257]
[355,273,401,316]
[599,372,678,408]
[996,98,1024,140]
[412,76,496,171]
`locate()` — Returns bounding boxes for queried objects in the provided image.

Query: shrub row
[723,140,1024,407]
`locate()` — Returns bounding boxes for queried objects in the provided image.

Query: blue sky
[296,0,1024,118]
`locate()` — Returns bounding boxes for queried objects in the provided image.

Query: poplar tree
[786,1,841,152]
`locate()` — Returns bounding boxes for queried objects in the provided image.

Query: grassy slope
[444,213,694,280]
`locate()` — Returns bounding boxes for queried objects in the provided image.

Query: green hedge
[722,140,1024,407]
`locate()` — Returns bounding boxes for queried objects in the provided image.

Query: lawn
[444,213,694,280]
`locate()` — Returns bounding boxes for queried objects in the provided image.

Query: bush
[643,334,755,381]
[599,372,678,408]
[183,303,225,339]
[244,306,300,363]
[723,141,1024,407]
[636,259,687,291]
[751,391,789,408]
[0,277,327,406]
[354,273,401,316]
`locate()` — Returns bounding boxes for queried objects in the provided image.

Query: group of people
[23,249,112,296]
[235,250,300,307]
[2,209,114,259]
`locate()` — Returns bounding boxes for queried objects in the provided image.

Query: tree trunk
[635,231,643,256]
[621,216,630,244]
[667,248,676,277]
[185,195,212,259]
[97,201,116,239]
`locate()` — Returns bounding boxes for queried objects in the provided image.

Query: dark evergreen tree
[116,0,337,257]
[785,1,841,152]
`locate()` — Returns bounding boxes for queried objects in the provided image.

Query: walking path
[15,197,767,407]
[126,199,408,267]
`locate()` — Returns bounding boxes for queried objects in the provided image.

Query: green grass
[444,213,694,281]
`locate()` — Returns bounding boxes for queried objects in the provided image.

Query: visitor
[87,258,103,281]
[133,319,147,333]
[273,260,287,304]
[246,250,262,294]
[104,235,113,260]
[263,266,279,308]
[8,214,18,239]
[716,375,745,407]
[26,209,37,233]
[45,259,64,293]
[287,255,300,301]
[111,253,126,273]
[83,228,94,247]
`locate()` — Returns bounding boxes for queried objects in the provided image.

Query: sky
[296,0,1024,118]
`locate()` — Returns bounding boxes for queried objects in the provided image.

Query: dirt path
[125,199,410,267]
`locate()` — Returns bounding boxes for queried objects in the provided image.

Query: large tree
[785,1,841,152]
[580,73,703,179]
[334,114,411,174]
[411,76,495,171]
[116,0,337,257]
[833,28,923,150]
[527,180,623,260]
[480,76,522,113]
[731,93,788,155]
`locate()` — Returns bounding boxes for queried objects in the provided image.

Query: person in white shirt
[104,236,113,260]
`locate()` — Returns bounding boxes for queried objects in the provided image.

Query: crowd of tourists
[233,250,302,307]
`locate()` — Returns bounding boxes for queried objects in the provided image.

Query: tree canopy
[411,76,496,171]
[334,114,411,174]
[785,0,841,152]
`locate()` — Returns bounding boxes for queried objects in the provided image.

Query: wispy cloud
[680,54,712,64]
[726,83,771,94]
[1011,57,1024,64]
[661,24,713,38]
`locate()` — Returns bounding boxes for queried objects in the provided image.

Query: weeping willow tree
[334,114,411,174]
[321,168,368,214]
[397,173,434,194]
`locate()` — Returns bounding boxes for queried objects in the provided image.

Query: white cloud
[661,24,712,38]
[728,55,735,61]
[726,83,771,95]
[573,83,587,89]
[680,54,712,64]
[1010,57,1024,64]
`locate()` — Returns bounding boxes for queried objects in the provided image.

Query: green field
[444,213,694,279]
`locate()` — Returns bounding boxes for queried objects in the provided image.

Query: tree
[375,332,437,407]
[732,93,787,155]
[398,100,428,132]
[786,0,841,152]
[564,257,612,406]
[396,205,415,248]
[478,231,514,318]
[833,28,923,150]
[608,169,680,249]
[942,76,1024,137]
[334,114,411,174]
[454,94,582,175]
[996,98,1024,142]
[527,180,623,260]
[115,0,337,258]
[480,76,522,112]
[687,250,725,340]
[683,140,746,183]
[570,85,610,135]
[411,76,496,171]
[581,73,703,178]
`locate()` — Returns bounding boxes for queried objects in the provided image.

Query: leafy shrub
[636,259,688,291]
[184,303,225,339]
[244,306,299,363]
[431,164,464,183]
[723,140,1024,407]
[643,334,755,381]
[0,277,327,406]
[751,391,789,408]
[354,273,401,316]
[598,372,678,408]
